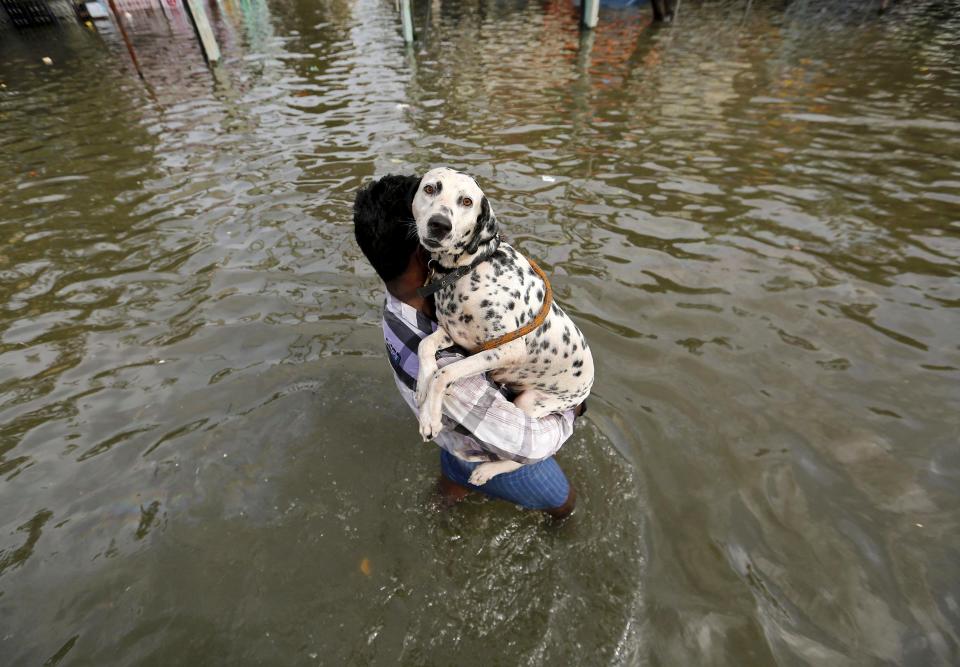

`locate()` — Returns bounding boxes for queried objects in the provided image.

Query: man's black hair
[353,174,422,283]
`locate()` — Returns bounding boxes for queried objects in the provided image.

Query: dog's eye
[461,197,473,207]
[424,184,435,195]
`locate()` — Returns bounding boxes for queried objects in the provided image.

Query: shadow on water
[1,0,959,664]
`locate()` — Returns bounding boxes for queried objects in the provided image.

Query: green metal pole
[184,0,221,63]
[400,0,414,43]
[581,0,599,29]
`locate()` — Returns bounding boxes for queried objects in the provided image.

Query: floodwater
[1,0,958,664]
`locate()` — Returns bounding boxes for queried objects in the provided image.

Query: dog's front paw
[468,463,498,486]
[418,404,444,442]
[419,418,443,441]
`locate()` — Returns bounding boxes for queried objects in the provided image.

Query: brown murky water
[1,0,959,664]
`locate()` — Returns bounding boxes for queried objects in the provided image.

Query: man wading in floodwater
[353,174,581,519]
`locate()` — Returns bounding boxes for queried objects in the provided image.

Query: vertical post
[106,0,145,79]
[400,0,414,43]
[581,0,598,29]
[184,0,221,63]
[652,0,674,22]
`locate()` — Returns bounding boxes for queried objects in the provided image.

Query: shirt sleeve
[432,353,576,464]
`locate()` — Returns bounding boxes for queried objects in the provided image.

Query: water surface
[1,0,959,664]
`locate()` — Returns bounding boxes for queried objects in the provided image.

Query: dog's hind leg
[419,338,526,441]
[468,459,523,486]
[415,328,454,407]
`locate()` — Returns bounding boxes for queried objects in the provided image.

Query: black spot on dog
[573,371,582,377]
[572,359,583,368]
[507,301,515,310]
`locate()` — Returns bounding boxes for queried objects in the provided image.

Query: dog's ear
[465,195,496,255]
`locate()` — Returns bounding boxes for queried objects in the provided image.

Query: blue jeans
[440,449,571,510]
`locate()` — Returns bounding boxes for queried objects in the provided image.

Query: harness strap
[416,247,554,354]
[474,259,552,353]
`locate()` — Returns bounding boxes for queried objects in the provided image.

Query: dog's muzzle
[426,214,452,242]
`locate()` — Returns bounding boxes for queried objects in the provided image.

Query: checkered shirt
[382,291,575,463]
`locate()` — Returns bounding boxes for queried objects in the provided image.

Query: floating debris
[84,1,108,20]
[42,57,53,65]
[359,557,371,576]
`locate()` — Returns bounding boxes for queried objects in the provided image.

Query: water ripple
[1,0,958,665]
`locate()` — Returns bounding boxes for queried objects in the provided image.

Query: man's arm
[427,353,575,464]
[382,308,575,464]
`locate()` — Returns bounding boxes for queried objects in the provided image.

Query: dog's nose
[427,214,452,240]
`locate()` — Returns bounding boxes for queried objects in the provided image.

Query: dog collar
[416,236,500,299]
[416,263,473,298]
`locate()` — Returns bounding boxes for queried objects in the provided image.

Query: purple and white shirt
[382,291,575,463]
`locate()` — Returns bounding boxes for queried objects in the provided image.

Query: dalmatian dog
[412,167,594,485]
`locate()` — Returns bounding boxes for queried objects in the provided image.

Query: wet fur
[412,168,594,483]
[431,242,594,409]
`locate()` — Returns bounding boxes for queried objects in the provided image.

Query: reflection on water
[1,0,959,664]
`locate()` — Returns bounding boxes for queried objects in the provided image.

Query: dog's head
[411,167,498,261]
